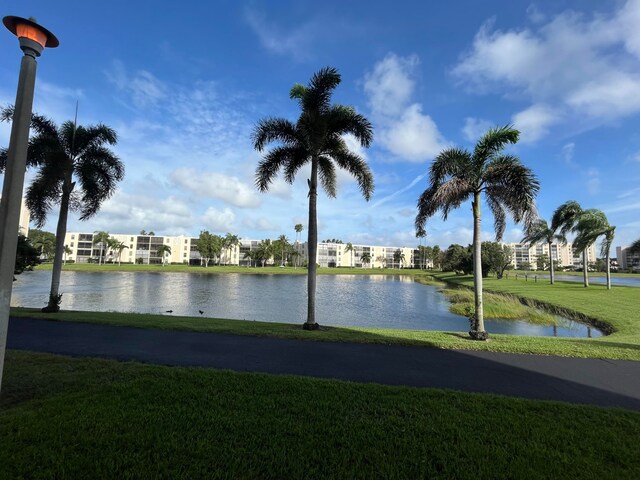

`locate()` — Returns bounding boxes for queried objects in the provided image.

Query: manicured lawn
[2,351,639,479]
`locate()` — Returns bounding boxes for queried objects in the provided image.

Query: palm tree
[155,244,172,266]
[256,239,273,267]
[360,251,371,268]
[222,233,241,266]
[629,238,640,254]
[573,209,615,290]
[253,67,374,329]
[62,245,72,265]
[345,242,354,268]
[93,231,110,265]
[551,201,591,287]
[376,255,387,268]
[1,108,124,312]
[415,125,538,340]
[113,241,128,265]
[393,249,405,269]
[276,234,290,266]
[521,219,564,284]
[294,223,304,243]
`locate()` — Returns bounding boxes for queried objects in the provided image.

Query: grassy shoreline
[15,266,640,360]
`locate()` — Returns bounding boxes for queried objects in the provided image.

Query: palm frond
[430,148,473,186]
[521,219,551,245]
[25,161,65,227]
[551,200,583,236]
[326,105,373,148]
[486,195,507,241]
[628,238,640,254]
[75,146,124,220]
[329,148,374,201]
[251,118,298,151]
[472,125,519,169]
[302,66,341,113]
[317,156,337,198]
[255,146,297,192]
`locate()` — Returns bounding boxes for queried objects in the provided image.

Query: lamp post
[0,16,58,392]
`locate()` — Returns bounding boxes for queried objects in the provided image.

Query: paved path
[8,317,640,411]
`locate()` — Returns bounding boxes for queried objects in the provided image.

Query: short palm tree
[93,231,110,265]
[551,201,590,287]
[628,238,640,254]
[155,244,172,266]
[222,233,241,266]
[393,249,405,268]
[113,241,128,265]
[345,242,354,268]
[253,67,374,329]
[573,209,615,290]
[1,108,124,312]
[521,219,563,284]
[62,245,72,265]
[360,251,371,268]
[415,125,539,340]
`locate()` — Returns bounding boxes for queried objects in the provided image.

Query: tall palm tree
[415,125,539,340]
[573,209,615,290]
[93,231,110,265]
[345,242,354,268]
[253,67,374,329]
[551,201,590,287]
[521,219,563,284]
[222,233,241,266]
[294,223,304,243]
[393,249,405,269]
[1,108,124,312]
[155,244,172,266]
[360,251,371,268]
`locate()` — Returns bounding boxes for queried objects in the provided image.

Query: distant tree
[62,245,72,265]
[294,223,304,243]
[28,229,55,259]
[482,242,513,279]
[521,218,563,284]
[155,244,172,266]
[360,251,371,268]
[0,108,125,312]
[196,231,222,267]
[273,235,290,266]
[222,233,241,266]
[552,201,589,286]
[113,241,128,265]
[15,235,40,275]
[442,244,473,274]
[573,209,615,290]
[375,255,387,268]
[92,231,110,265]
[345,242,354,268]
[536,254,550,272]
[392,249,405,269]
[253,67,374,329]
[432,245,442,270]
[256,239,273,267]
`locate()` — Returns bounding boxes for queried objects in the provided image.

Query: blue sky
[1,1,639,252]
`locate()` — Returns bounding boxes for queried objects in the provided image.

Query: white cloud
[561,142,576,168]
[379,104,448,161]
[364,53,447,162]
[242,217,280,232]
[244,8,316,60]
[526,4,546,24]
[453,1,640,139]
[202,207,236,231]
[462,117,493,142]
[106,60,167,109]
[586,168,600,195]
[512,104,559,143]
[171,168,261,209]
[364,53,419,116]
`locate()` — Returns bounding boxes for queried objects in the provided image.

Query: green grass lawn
[2,350,639,479]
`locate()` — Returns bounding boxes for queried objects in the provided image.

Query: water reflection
[10,270,601,338]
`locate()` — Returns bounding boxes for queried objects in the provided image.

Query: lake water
[552,274,640,287]
[11,270,601,338]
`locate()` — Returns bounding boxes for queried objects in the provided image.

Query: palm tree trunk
[305,158,319,329]
[471,191,486,338]
[548,241,555,285]
[582,251,589,287]
[606,251,611,290]
[45,178,73,312]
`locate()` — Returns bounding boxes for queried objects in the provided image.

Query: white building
[0,196,30,236]
[503,242,597,270]
[616,246,640,272]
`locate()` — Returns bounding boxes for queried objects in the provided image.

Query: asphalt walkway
[8,317,640,410]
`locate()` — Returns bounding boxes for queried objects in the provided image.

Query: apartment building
[62,232,418,269]
[0,195,30,236]
[616,245,640,272]
[503,242,597,270]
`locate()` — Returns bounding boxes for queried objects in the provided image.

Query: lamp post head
[3,15,58,58]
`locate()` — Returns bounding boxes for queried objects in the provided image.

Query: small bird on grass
[165,310,173,313]
[198,310,204,315]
